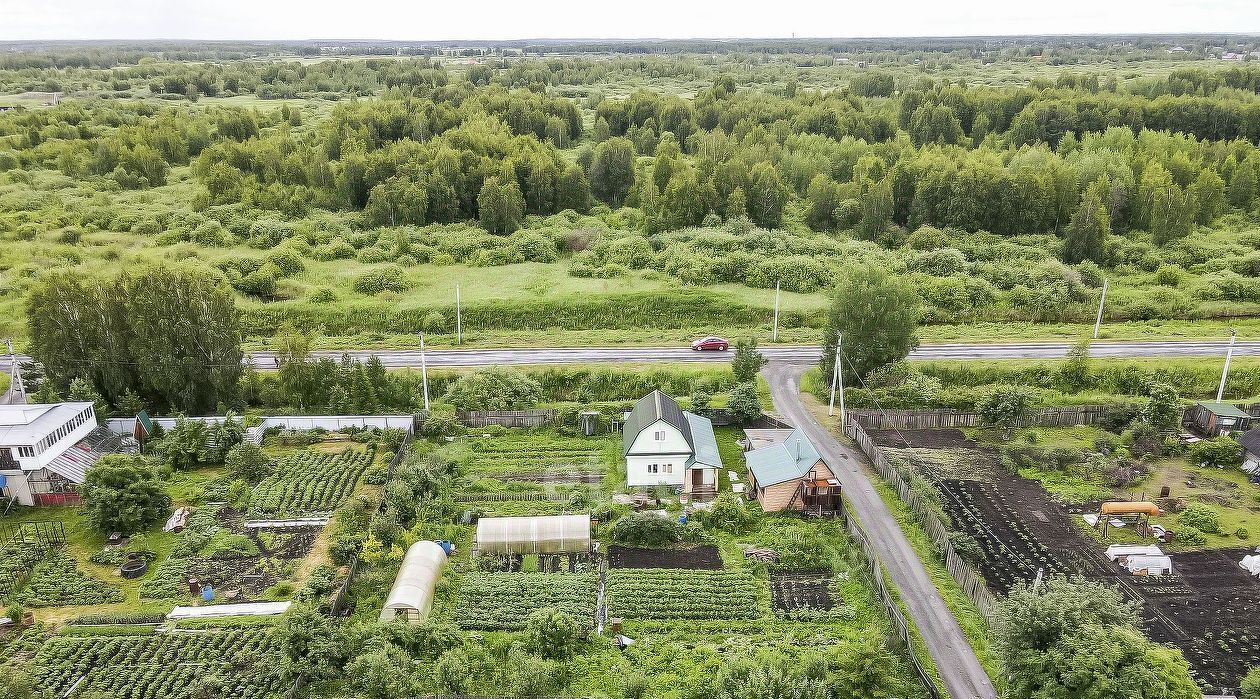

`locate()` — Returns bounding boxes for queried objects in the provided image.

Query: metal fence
[458,410,556,428]
[846,418,999,621]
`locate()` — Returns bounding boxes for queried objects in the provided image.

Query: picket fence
[850,405,1108,430]
[458,410,556,428]
[835,501,943,699]
[845,419,999,622]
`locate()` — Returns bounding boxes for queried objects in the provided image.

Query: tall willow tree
[27,266,243,414]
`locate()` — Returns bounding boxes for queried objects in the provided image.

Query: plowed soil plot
[770,571,834,612]
[1135,548,1260,690]
[869,428,972,449]
[935,477,1093,593]
[608,544,723,570]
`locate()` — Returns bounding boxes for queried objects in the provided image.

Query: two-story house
[0,402,120,506]
[622,390,721,499]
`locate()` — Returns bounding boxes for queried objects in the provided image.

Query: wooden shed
[1187,402,1254,437]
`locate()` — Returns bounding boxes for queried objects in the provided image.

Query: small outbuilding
[745,428,840,514]
[380,541,448,623]
[1240,428,1260,474]
[1187,401,1254,437]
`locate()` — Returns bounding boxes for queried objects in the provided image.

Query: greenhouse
[379,541,448,623]
[475,514,592,555]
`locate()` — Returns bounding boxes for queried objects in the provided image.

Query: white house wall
[626,455,687,487]
[627,419,691,456]
[625,419,693,487]
[1247,449,1259,473]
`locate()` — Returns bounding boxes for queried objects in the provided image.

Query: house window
[647,464,659,474]
[654,430,666,441]
[18,446,35,458]
[662,464,673,474]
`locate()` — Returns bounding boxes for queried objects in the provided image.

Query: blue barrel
[436,540,454,556]
[201,585,215,602]
[678,514,688,525]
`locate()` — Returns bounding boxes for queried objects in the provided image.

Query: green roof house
[1188,402,1254,437]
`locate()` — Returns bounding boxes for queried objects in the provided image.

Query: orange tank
[1100,501,1163,517]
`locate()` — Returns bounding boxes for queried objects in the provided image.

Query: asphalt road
[4,339,1257,372]
[765,362,998,699]
[235,339,1260,368]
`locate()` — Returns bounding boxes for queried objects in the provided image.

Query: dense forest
[2,39,1260,354]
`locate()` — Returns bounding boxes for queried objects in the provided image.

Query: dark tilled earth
[608,544,723,570]
[888,428,1260,690]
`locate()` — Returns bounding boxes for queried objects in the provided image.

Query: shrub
[700,492,758,534]
[353,265,410,294]
[1177,526,1207,546]
[524,607,580,659]
[1178,504,1220,534]
[225,442,274,483]
[443,369,543,411]
[1189,437,1243,468]
[435,648,470,694]
[610,512,682,547]
[1237,527,1250,540]
[83,456,171,535]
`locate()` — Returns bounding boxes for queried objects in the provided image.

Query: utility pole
[5,338,24,402]
[828,333,844,422]
[455,285,462,346]
[772,280,780,343]
[1217,329,1238,403]
[1093,278,1109,339]
[419,333,431,412]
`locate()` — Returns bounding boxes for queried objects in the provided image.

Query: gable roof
[0,402,94,445]
[1242,428,1260,456]
[1198,401,1253,420]
[746,429,823,487]
[623,390,693,454]
[684,411,722,469]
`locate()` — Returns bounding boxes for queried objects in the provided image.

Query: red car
[691,336,730,351]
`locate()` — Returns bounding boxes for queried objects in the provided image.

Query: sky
[3,0,1259,41]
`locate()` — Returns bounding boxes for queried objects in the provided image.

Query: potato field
[605,569,763,620]
[32,627,283,699]
[247,444,376,516]
[463,434,610,476]
[18,550,124,607]
[454,572,598,630]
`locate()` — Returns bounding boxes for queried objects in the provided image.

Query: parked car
[691,336,730,351]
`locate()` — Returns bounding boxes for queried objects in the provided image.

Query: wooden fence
[851,405,1108,431]
[846,419,999,622]
[458,410,556,428]
[835,501,943,699]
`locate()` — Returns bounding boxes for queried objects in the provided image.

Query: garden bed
[453,572,597,630]
[605,569,762,620]
[608,544,723,570]
[770,571,835,613]
[893,426,1260,689]
[32,626,284,699]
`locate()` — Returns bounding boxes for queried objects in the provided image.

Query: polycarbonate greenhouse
[379,541,448,623]
[475,514,592,555]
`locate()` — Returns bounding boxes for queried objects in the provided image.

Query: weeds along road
[764,362,998,699]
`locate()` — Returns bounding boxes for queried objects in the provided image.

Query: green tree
[1142,382,1182,431]
[977,385,1038,436]
[346,642,415,699]
[225,442,274,483]
[443,369,543,411]
[1229,159,1256,210]
[556,164,591,212]
[820,266,922,385]
[82,456,171,535]
[589,137,636,206]
[524,607,580,659]
[1062,188,1110,264]
[996,578,1196,699]
[477,176,525,234]
[1055,339,1092,392]
[746,162,785,229]
[275,604,342,682]
[731,338,768,383]
[727,382,763,423]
